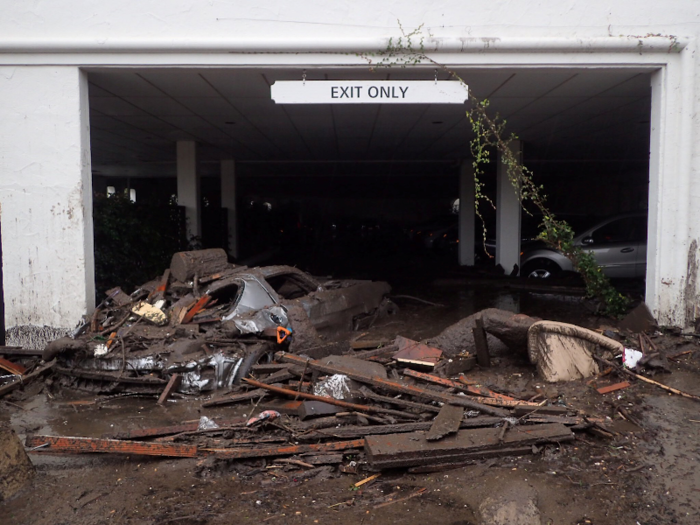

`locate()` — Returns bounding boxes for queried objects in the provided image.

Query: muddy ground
[2,265,699,525]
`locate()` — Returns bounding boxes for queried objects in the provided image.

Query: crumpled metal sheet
[229,305,289,335]
[170,352,244,394]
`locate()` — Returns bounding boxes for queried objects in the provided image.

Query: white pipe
[0,36,687,54]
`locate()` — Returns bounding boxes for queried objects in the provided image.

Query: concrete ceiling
[87,67,652,177]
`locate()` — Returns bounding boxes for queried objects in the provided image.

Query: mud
[2,279,700,524]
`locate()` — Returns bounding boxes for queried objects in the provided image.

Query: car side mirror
[581,237,594,245]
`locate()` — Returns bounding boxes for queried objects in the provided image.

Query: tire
[521,258,562,279]
[233,343,274,385]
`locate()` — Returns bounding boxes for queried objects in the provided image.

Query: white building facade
[1,1,698,346]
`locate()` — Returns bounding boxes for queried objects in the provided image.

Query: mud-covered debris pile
[36,249,394,395]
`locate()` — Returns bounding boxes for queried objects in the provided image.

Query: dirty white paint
[0,1,698,327]
[0,66,94,343]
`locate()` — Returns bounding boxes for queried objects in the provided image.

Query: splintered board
[365,423,573,469]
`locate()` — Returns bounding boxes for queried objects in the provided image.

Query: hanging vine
[361,24,630,317]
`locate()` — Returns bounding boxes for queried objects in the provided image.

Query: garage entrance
[87,66,652,294]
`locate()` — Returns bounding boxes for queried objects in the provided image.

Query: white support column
[177,141,200,240]
[0,66,94,346]
[495,141,522,275]
[220,159,238,259]
[458,161,476,266]
[647,49,697,327]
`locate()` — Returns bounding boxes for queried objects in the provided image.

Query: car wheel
[233,342,274,385]
[521,258,562,279]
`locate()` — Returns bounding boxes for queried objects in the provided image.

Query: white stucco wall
[0,1,698,329]
[0,67,95,345]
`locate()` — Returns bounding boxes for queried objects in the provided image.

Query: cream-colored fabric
[527,321,623,382]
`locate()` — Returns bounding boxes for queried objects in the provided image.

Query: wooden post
[473,316,491,367]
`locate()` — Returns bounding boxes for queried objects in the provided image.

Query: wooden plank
[0,360,55,398]
[404,369,541,408]
[276,352,509,417]
[297,417,504,441]
[0,347,43,357]
[512,405,574,417]
[365,423,574,469]
[242,377,420,420]
[0,357,26,376]
[425,404,465,441]
[202,439,365,459]
[157,373,182,405]
[25,435,198,458]
[350,339,393,350]
[473,316,490,367]
[351,345,398,360]
[201,388,267,408]
[596,382,631,394]
[297,401,343,420]
[258,399,304,415]
[407,447,533,473]
[182,295,212,324]
[359,387,440,413]
[54,367,166,385]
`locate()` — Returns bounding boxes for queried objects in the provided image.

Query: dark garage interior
[87,66,651,290]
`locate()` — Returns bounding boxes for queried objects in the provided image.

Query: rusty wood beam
[202,388,267,408]
[182,295,212,324]
[201,439,364,459]
[157,373,182,405]
[359,387,440,413]
[351,345,398,360]
[0,360,55,398]
[296,417,503,441]
[276,353,509,417]
[366,423,573,469]
[25,435,198,457]
[54,366,166,385]
[0,347,43,357]
[242,377,420,420]
[405,369,541,408]
[0,357,26,376]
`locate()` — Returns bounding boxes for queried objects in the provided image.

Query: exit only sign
[271,80,468,104]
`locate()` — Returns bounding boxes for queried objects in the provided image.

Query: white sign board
[271,81,467,104]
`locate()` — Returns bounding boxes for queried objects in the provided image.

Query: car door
[581,216,643,278]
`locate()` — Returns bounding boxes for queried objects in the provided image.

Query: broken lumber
[359,387,440,413]
[201,439,365,459]
[276,352,509,417]
[404,369,540,408]
[157,373,182,405]
[297,417,503,441]
[365,423,573,469]
[0,360,56,398]
[426,404,465,441]
[54,367,167,385]
[594,356,700,402]
[202,388,267,408]
[407,447,533,473]
[596,382,631,395]
[25,435,198,458]
[0,357,26,376]
[298,401,343,420]
[0,347,43,357]
[242,377,420,420]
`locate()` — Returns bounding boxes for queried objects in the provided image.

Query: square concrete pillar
[458,162,476,266]
[220,159,239,258]
[496,141,523,275]
[0,66,94,346]
[177,141,201,240]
